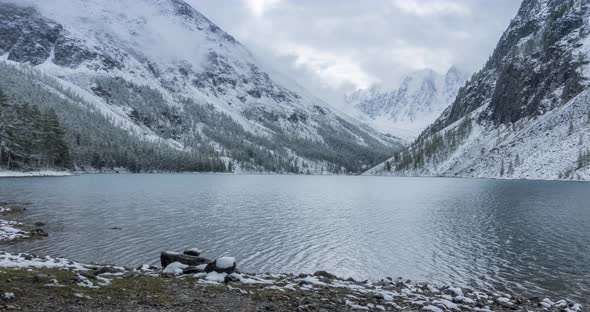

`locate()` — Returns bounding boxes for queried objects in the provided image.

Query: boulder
[160,251,210,268]
[3,292,15,300]
[313,271,337,280]
[183,248,202,257]
[95,266,125,275]
[224,273,241,283]
[205,257,236,274]
[182,264,207,274]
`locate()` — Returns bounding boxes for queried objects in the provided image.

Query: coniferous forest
[0,64,228,173]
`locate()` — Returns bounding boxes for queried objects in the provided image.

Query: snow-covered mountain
[345,67,467,140]
[0,0,402,173]
[367,0,590,181]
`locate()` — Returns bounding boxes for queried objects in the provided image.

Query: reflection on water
[0,174,588,302]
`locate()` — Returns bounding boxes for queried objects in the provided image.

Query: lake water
[0,174,589,302]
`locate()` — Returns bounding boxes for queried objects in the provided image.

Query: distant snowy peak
[345,66,468,139]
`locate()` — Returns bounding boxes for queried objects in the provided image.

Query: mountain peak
[345,66,468,139]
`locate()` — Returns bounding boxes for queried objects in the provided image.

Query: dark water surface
[0,174,588,302]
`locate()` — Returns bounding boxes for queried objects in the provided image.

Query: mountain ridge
[367,0,590,181]
[0,0,402,174]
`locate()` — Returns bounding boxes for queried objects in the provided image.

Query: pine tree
[385,161,391,171]
[0,89,10,167]
[500,159,505,176]
[42,109,71,168]
[568,119,575,136]
[0,90,20,169]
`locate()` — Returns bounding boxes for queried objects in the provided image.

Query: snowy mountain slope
[367,0,590,181]
[345,67,467,140]
[0,0,402,173]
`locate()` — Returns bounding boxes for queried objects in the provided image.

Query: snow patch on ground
[0,220,28,241]
[0,252,88,271]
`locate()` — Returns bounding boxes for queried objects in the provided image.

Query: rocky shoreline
[0,249,584,312]
[0,203,47,242]
[0,204,585,311]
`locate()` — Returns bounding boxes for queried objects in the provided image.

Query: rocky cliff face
[0,0,401,173]
[368,0,590,181]
[345,67,467,140]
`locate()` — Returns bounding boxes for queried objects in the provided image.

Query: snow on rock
[300,276,328,286]
[3,292,14,300]
[432,299,459,311]
[423,305,444,312]
[496,297,513,305]
[0,219,29,241]
[205,256,236,273]
[205,271,227,283]
[162,262,188,275]
[446,286,463,297]
[76,274,98,288]
[215,257,235,269]
[345,300,370,310]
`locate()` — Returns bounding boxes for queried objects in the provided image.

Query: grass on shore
[0,268,368,312]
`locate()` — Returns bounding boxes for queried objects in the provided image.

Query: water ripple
[0,175,589,303]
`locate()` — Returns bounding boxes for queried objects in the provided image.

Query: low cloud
[179,0,523,104]
[391,0,470,17]
[244,0,283,17]
[280,43,379,90]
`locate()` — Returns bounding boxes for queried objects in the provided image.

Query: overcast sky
[189,0,523,104]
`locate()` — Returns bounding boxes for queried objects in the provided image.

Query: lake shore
[0,187,587,311]
[0,250,584,312]
[0,170,73,178]
[0,203,47,242]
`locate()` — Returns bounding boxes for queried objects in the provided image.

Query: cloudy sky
[189,0,522,104]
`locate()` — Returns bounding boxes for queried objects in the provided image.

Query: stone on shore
[183,248,202,257]
[182,264,207,274]
[313,271,337,280]
[160,251,210,268]
[205,257,236,274]
[3,292,15,300]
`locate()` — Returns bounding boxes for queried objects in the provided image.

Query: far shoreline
[1,169,589,183]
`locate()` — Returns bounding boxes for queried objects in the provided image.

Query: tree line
[0,90,70,170]
[388,117,473,172]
